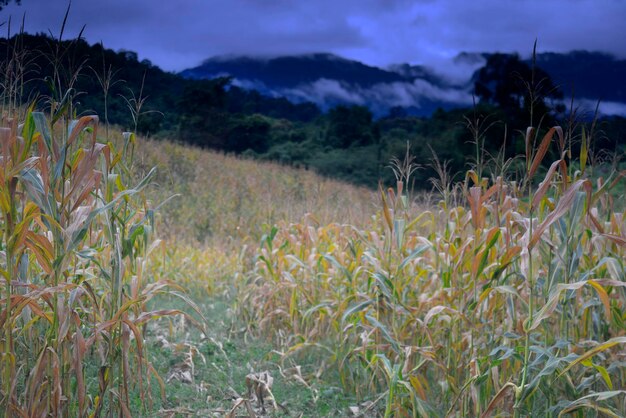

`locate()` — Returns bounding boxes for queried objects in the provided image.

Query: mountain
[180,53,473,117]
[181,51,626,118]
[182,53,408,88]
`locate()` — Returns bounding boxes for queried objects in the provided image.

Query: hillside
[0,33,320,133]
[1,3,625,416]
[181,53,412,88]
[133,137,377,245]
[2,64,626,418]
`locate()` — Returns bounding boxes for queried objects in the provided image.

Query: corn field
[237,126,626,416]
[2,28,626,417]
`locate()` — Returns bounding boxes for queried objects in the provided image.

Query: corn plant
[0,105,206,416]
[237,121,626,416]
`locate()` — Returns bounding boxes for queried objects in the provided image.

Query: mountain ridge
[180,50,626,117]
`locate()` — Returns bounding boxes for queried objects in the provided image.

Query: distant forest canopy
[1,32,625,187]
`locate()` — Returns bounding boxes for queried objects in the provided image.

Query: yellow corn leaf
[380,185,393,232]
[587,280,611,321]
[409,375,426,399]
[529,126,562,179]
[558,337,626,378]
[580,127,588,174]
[529,179,588,250]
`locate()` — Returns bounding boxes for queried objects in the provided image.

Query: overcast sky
[1,0,625,73]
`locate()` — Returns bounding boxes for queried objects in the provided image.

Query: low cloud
[231,72,626,118]
[574,99,626,118]
[284,79,367,107]
[232,77,474,116]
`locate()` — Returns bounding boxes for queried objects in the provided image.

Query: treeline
[2,33,625,187]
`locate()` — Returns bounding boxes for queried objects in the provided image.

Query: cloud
[284,79,367,107]
[233,77,474,116]
[574,99,626,118]
[1,0,625,73]
[338,0,626,75]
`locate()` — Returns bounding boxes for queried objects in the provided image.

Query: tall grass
[130,139,380,301]
[134,139,377,245]
[236,122,626,416]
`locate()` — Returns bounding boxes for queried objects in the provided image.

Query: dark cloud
[1,0,624,73]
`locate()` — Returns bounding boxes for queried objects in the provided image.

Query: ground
[141,296,365,417]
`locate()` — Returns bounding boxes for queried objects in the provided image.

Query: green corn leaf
[342,299,373,323]
[365,314,400,353]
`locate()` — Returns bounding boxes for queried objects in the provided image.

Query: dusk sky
[1,0,625,74]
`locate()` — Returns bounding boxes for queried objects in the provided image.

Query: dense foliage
[239,132,626,416]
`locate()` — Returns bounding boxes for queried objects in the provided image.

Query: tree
[177,78,232,147]
[226,114,271,153]
[325,105,377,148]
[474,53,562,124]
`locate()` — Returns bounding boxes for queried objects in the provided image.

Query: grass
[136,296,357,417]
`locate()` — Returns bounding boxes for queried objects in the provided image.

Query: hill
[0,33,321,134]
[532,51,626,114]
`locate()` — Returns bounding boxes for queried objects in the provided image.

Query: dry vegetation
[139,123,626,416]
[134,138,377,245]
[234,125,626,416]
[1,26,625,417]
[2,104,626,417]
[0,110,215,416]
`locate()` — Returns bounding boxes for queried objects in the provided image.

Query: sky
[1,0,625,74]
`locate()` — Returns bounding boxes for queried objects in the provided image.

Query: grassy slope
[135,139,377,244]
[131,138,379,416]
